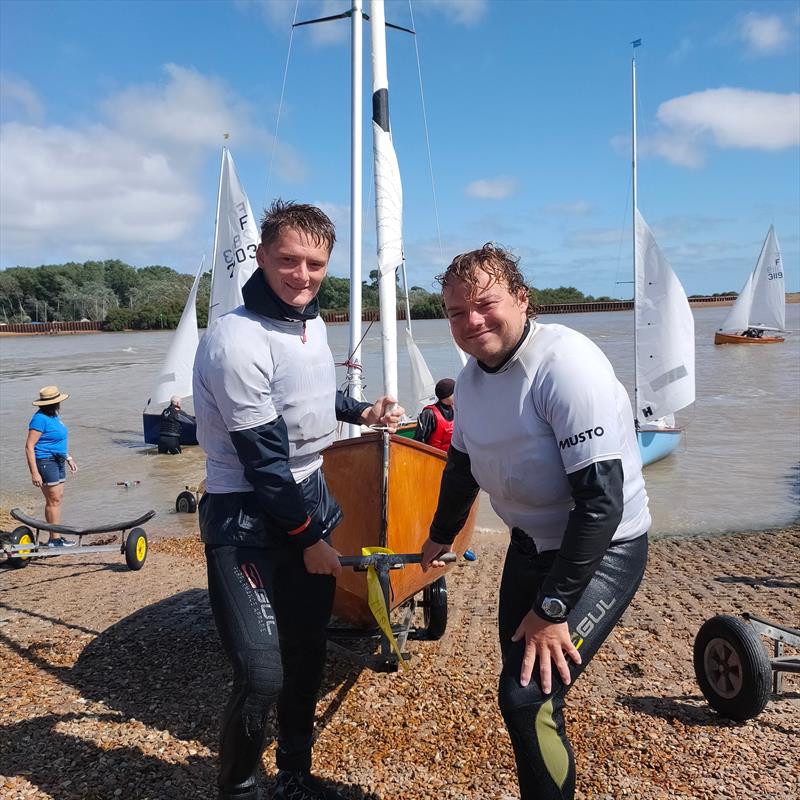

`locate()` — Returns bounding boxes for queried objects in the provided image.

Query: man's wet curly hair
[436,243,535,318]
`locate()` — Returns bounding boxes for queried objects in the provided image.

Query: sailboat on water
[142,145,259,445]
[714,227,786,345]
[292,0,476,627]
[630,44,696,467]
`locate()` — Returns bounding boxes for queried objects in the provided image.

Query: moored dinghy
[714,227,786,345]
[142,145,259,444]
[629,44,695,466]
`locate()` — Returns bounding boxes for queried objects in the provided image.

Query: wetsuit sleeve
[533,459,624,620]
[414,408,435,443]
[177,409,196,425]
[229,418,325,549]
[429,445,480,545]
[335,390,372,425]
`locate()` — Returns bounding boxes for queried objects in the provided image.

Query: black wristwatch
[539,596,569,623]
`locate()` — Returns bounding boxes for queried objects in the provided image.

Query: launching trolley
[1,508,156,571]
[694,613,800,721]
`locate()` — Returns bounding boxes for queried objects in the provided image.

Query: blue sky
[1,0,798,297]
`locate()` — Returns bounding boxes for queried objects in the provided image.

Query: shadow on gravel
[714,575,800,589]
[620,694,800,736]
[0,588,383,799]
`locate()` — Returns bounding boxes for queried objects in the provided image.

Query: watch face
[543,597,567,619]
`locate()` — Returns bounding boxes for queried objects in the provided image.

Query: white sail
[634,210,695,423]
[718,271,754,333]
[208,147,259,326]
[747,226,785,331]
[371,0,401,400]
[404,328,436,415]
[719,227,785,333]
[146,260,204,406]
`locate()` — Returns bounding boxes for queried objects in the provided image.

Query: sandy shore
[1,521,798,800]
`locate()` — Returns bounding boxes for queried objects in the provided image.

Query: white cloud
[566,228,627,248]
[635,88,800,167]
[414,0,489,26]
[738,12,792,55]
[0,73,45,124]
[465,176,519,200]
[0,65,304,267]
[237,0,349,44]
[542,201,592,217]
[668,37,693,64]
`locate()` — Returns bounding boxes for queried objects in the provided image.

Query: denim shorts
[36,455,66,485]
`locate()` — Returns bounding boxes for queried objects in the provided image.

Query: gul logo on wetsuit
[240,562,276,635]
[559,426,604,450]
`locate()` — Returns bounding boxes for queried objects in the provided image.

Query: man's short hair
[170,395,181,406]
[260,199,336,254]
[436,243,535,319]
[435,378,455,401]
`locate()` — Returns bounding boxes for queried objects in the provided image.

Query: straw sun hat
[32,385,69,406]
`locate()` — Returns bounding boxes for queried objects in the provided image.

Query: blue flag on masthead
[632,38,642,48]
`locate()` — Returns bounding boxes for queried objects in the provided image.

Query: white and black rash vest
[193,270,370,548]
[429,321,650,616]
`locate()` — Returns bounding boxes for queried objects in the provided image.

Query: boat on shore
[297,0,475,626]
[714,227,786,345]
[142,146,259,445]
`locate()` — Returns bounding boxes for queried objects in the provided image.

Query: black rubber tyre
[125,528,148,571]
[693,614,772,721]
[422,576,448,641]
[175,491,197,514]
[8,526,35,569]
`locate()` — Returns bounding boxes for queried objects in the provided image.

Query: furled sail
[720,226,785,333]
[634,210,695,424]
[371,0,402,400]
[146,260,204,407]
[208,147,259,326]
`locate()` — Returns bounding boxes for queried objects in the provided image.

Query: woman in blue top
[25,386,78,547]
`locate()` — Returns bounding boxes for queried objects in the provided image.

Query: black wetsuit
[195,271,370,800]
[158,404,183,454]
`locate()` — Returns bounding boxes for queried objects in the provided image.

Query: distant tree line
[1,260,729,330]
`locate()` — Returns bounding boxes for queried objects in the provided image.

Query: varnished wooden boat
[323,431,476,627]
[714,331,785,345]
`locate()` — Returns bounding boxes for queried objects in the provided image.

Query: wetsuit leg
[205,543,335,798]
[497,533,648,800]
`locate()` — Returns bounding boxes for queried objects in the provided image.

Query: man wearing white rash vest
[421,243,650,800]
[194,201,404,800]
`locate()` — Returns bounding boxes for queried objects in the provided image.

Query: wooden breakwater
[0,296,738,334]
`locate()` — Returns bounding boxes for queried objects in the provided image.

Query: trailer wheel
[423,576,448,640]
[8,526,35,569]
[175,491,197,514]
[694,615,771,721]
[125,528,148,571]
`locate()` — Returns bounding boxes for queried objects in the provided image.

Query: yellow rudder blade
[362,546,409,671]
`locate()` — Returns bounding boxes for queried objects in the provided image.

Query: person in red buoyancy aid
[414,378,455,452]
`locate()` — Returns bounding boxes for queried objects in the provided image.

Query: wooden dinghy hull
[714,332,784,345]
[323,431,476,627]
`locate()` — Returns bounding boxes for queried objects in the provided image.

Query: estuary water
[1,303,798,539]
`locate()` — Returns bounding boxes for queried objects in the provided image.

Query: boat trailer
[331,550,462,672]
[1,508,156,572]
[694,613,800,721]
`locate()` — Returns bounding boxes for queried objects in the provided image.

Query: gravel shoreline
[1,523,798,800]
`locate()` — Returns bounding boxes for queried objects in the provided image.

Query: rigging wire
[408,0,444,269]
[264,0,300,206]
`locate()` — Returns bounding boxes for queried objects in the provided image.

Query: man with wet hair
[194,200,404,800]
[421,243,650,800]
